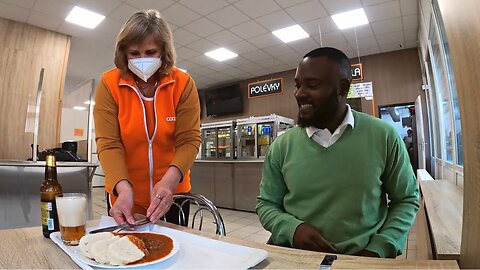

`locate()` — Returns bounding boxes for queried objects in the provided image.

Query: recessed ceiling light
[272,25,309,43]
[178,68,188,73]
[83,100,95,105]
[65,6,105,29]
[331,8,369,30]
[204,48,238,62]
[73,106,87,111]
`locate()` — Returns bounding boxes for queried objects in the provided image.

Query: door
[415,95,427,169]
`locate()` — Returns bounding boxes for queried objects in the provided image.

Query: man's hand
[146,166,182,223]
[109,180,136,225]
[356,249,380,257]
[293,223,337,253]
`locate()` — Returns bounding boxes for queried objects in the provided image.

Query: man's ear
[339,79,351,97]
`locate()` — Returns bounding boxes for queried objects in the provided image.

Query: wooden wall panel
[0,18,70,160]
[436,0,480,267]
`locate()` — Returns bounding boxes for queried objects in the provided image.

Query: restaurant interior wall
[199,50,428,167]
[0,17,70,160]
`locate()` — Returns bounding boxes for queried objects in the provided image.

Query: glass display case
[200,120,236,159]
[236,114,294,159]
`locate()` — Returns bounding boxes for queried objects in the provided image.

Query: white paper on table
[51,216,268,269]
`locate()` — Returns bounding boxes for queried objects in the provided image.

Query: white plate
[77,232,179,269]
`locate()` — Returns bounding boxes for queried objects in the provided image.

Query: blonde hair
[114,9,176,76]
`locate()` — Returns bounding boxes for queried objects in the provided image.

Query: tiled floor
[91,187,417,258]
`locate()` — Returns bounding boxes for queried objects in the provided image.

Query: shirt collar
[305,104,355,138]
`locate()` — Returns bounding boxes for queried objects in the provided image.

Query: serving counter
[190,159,264,212]
[0,219,459,269]
[0,160,97,230]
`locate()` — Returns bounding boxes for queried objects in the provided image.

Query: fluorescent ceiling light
[178,68,188,73]
[73,106,87,111]
[272,25,309,43]
[331,8,369,30]
[65,6,105,29]
[204,48,238,62]
[84,100,95,105]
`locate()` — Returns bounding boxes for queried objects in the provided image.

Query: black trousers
[107,193,190,227]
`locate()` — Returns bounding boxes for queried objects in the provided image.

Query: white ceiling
[0,0,418,91]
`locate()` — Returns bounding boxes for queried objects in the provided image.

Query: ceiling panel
[249,33,282,49]
[173,28,201,46]
[371,17,402,35]
[0,2,30,22]
[302,17,339,36]
[229,20,268,39]
[27,11,62,31]
[364,1,401,22]
[207,5,250,28]
[124,0,175,11]
[376,31,404,45]
[207,30,243,46]
[275,0,310,8]
[76,0,123,15]
[234,0,281,19]
[0,0,419,90]
[402,14,417,30]
[255,10,296,31]
[321,0,363,14]
[33,0,74,19]
[162,3,201,27]
[400,0,417,16]
[183,17,223,37]
[285,0,328,23]
[0,0,35,9]
[178,0,229,15]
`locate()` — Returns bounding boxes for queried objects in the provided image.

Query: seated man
[256,47,419,258]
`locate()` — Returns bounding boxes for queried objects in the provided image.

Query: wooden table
[0,220,459,269]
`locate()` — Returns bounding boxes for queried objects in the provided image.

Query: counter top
[195,159,264,163]
[0,219,459,269]
[0,160,98,167]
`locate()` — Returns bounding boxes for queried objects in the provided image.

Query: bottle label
[41,202,55,230]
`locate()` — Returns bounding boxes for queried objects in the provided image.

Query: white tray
[51,216,268,269]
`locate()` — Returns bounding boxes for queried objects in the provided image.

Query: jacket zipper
[120,80,174,195]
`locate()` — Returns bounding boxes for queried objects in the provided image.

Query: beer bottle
[40,152,63,238]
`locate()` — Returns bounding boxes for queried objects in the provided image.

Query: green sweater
[256,110,419,258]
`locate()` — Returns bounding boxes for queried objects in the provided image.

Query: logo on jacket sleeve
[166,116,176,122]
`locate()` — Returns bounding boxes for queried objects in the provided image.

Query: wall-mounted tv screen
[204,84,243,116]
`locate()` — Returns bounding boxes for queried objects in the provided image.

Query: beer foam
[56,196,87,227]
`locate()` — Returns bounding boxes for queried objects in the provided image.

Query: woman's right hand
[109,180,136,225]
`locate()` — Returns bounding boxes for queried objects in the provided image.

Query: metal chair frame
[164,193,226,236]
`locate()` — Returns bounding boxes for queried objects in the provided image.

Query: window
[432,0,463,165]
[428,17,454,163]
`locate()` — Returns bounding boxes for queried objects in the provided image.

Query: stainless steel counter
[0,160,97,230]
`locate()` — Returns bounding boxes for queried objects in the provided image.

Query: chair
[167,193,226,236]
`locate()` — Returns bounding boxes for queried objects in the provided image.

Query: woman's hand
[109,180,136,225]
[146,166,182,223]
[293,223,338,253]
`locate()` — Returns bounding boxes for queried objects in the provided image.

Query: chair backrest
[170,193,226,236]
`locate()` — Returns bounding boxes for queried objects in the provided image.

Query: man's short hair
[303,47,352,82]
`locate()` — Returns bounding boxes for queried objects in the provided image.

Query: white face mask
[128,57,162,82]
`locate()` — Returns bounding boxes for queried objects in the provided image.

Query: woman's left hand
[146,166,182,223]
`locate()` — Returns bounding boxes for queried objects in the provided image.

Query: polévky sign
[248,78,283,98]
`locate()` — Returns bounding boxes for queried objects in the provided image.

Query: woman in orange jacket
[94,9,201,226]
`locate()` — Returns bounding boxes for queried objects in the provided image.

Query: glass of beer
[55,193,87,246]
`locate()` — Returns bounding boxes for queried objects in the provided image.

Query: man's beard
[297,88,340,128]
